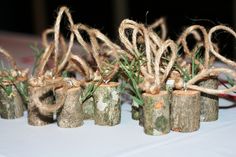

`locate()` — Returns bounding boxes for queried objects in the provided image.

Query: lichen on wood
[93,82,121,126]
[171,90,200,132]
[56,87,84,128]
[82,97,94,120]
[198,78,219,122]
[0,85,24,119]
[142,91,170,135]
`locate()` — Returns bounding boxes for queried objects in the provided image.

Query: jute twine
[72,23,121,82]
[0,47,28,85]
[119,19,176,94]
[148,17,167,41]
[174,25,236,95]
[208,25,236,68]
[177,25,210,69]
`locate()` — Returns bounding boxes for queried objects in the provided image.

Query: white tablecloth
[0,98,236,157]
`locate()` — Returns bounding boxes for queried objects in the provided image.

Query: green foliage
[172,47,203,82]
[81,83,99,103]
[119,54,144,106]
[16,82,29,104]
[0,71,15,96]
[30,43,44,75]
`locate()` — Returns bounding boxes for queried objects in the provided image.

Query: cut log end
[142,91,170,136]
[171,90,200,132]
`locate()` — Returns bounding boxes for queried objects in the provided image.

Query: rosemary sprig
[29,43,44,75]
[119,54,144,106]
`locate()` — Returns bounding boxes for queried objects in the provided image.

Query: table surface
[0,32,236,157]
[0,98,235,157]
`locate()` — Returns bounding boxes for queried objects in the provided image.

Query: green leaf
[132,96,144,106]
[5,85,13,96]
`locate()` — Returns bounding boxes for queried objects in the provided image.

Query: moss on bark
[142,91,170,136]
[93,82,121,126]
[0,85,24,119]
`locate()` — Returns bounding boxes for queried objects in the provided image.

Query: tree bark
[139,106,144,126]
[198,78,219,121]
[171,90,200,132]
[131,103,139,120]
[0,86,24,119]
[56,87,84,128]
[28,86,54,126]
[93,82,121,126]
[142,91,170,136]
[82,97,95,120]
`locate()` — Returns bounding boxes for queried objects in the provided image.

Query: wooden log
[198,78,219,121]
[171,90,200,132]
[81,82,95,120]
[82,97,95,120]
[0,85,24,119]
[56,87,84,128]
[93,82,121,126]
[131,104,139,120]
[138,106,144,126]
[142,91,170,136]
[28,86,54,126]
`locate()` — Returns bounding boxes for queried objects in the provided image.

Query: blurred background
[0,0,235,61]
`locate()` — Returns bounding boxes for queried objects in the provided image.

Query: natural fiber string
[70,54,94,80]
[35,43,54,77]
[148,17,167,41]
[177,25,210,69]
[186,68,236,94]
[33,82,67,115]
[0,47,18,71]
[88,28,121,81]
[153,39,177,93]
[57,31,75,73]
[208,25,236,68]
[119,19,144,57]
[54,6,75,74]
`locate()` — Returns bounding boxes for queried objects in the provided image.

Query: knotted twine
[119,19,177,94]
[72,23,122,82]
[0,47,28,85]
[175,25,236,95]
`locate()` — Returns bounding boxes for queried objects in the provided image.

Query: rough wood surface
[0,86,24,119]
[171,90,200,132]
[28,86,54,126]
[198,78,219,121]
[56,87,83,128]
[93,82,121,126]
[142,91,170,136]
[139,106,144,126]
[131,105,139,120]
[82,97,95,120]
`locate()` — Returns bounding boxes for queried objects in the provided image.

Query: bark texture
[171,90,200,132]
[56,87,84,128]
[131,102,139,120]
[142,91,170,135]
[0,86,24,119]
[28,86,54,126]
[82,97,95,120]
[139,106,144,126]
[93,82,121,126]
[198,78,219,121]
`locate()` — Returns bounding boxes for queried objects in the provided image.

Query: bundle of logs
[0,6,236,135]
